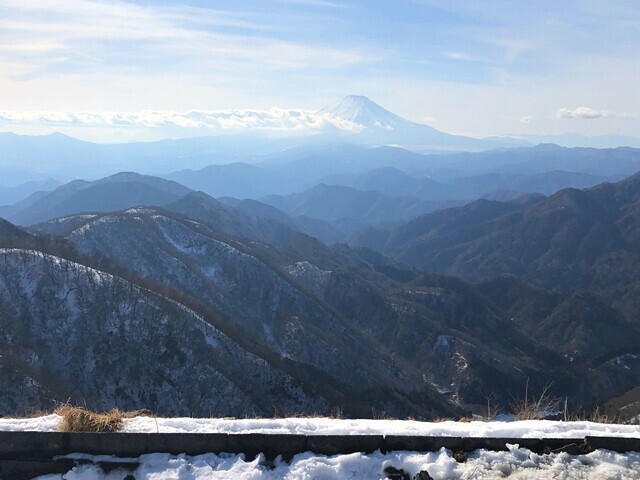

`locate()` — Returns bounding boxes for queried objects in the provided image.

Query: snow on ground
[0,414,60,431]
[122,417,640,438]
[2,415,639,438]
[35,446,640,479]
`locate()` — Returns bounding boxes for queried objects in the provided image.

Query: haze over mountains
[3,96,640,186]
[4,96,482,181]
[4,139,639,240]
[2,94,640,420]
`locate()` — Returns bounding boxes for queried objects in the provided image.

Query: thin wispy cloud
[443,52,477,61]
[0,0,373,79]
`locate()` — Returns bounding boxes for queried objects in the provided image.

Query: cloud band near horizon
[0,109,364,132]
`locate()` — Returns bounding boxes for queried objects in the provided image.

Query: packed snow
[35,446,640,479]
[2,415,640,438]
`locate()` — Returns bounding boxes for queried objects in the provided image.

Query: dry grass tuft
[588,406,612,424]
[456,417,474,423]
[431,417,453,423]
[564,405,613,424]
[511,381,561,421]
[55,406,152,433]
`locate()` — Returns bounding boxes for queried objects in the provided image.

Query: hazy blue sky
[0,0,638,141]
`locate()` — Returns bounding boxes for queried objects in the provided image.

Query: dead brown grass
[511,381,561,421]
[564,405,613,424]
[431,417,452,423]
[588,407,612,424]
[55,406,152,433]
[457,417,474,423]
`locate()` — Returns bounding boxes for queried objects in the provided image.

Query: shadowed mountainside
[350,172,640,322]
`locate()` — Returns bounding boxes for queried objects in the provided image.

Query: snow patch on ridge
[286,261,332,298]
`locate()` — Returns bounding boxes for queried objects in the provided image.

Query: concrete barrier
[3,431,640,459]
[586,436,640,453]
[1,431,639,479]
[0,459,76,479]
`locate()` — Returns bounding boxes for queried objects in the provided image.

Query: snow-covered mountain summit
[317,95,495,150]
[318,95,408,131]
[315,95,529,151]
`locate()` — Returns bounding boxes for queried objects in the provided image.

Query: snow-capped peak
[317,95,409,131]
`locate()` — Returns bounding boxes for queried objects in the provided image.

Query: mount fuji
[318,95,408,131]
[318,95,528,151]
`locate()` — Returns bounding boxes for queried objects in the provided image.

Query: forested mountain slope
[0,248,324,416]
[351,172,640,321]
[19,206,640,415]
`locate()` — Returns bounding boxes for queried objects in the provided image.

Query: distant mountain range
[262,184,462,234]
[3,143,639,239]
[4,96,640,184]
[0,178,61,205]
[168,144,639,200]
[350,171,640,324]
[521,133,640,149]
[1,172,348,245]
[322,168,613,199]
[0,131,287,181]
[421,144,640,178]
[0,172,190,226]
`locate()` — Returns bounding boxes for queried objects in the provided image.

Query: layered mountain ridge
[350,172,640,327]
[2,182,639,417]
[2,140,640,418]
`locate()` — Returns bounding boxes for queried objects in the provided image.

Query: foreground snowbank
[0,414,60,432]
[123,417,640,438]
[2,415,639,438]
[35,446,640,479]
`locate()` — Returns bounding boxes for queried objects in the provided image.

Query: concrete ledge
[308,434,385,457]
[1,432,639,479]
[586,436,640,453]
[0,431,639,461]
[0,432,542,460]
